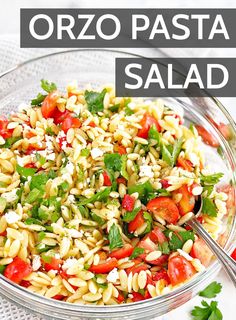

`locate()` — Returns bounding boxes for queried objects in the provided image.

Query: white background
[0,1,235,320]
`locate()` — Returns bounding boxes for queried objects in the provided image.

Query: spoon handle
[187,218,236,287]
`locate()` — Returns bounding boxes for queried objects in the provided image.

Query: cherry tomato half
[103,171,112,186]
[41,91,60,119]
[109,244,134,259]
[177,157,194,172]
[4,257,32,284]
[43,257,63,272]
[89,258,118,274]
[146,197,180,224]
[167,255,196,286]
[128,210,145,233]
[148,227,167,244]
[122,194,135,212]
[190,238,213,267]
[173,185,195,216]
[137,113,161,139]
[195,125,219,148]
[61,115,81,133]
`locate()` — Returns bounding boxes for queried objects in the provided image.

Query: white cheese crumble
[139,165,154,178]
[62,258,78,270]
[16,155,26,167]
[32,255,41,271]
[91,148,104,159]
[107,268,119,283]
[5,211,20,224]
[65,161,74,175]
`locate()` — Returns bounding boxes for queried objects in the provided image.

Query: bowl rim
[0,48,235,316]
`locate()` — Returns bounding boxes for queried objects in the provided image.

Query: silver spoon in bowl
[186,197,236,286]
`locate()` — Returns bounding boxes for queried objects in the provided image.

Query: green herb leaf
[41,79,57,93]
[35,152,46,165]
[90,212,105,226]
[25,217,42,225]
[31,93,47,106]
[109,104,120,113]
[143,211,153,234]
[148,125,161,145]
[1,136,21,148]
[108,223,123,250]
[128,181,154,204]
[79,187,111,205]
[81,148,90,157]
[25,188,42,204]
[123,207,141,223]
[0,265,6,274]
[0,197,7,213]
[158,241,170,254]
[191,300,222,320]
[78,205,89,219]
[16,164,36,178]
[162,137,184,167]
[104,153,122,172]
[130,247,144,259]
[199,282,222,298]
[36,243,55,253]
[30,173,49,191]
[200,173,224,185]
[45,127,56,136]
[156,188,171,197]
[41,252,53,263]
[202,198,217,217]
[38,231,46,242]
[125,106,134,116]
[85,89,107,114]
[121,155,129,180]
[164,229,195,251]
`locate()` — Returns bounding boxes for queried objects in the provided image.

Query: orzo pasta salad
[0,80,229,304]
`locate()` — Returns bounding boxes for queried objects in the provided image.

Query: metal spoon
[186,197,236,286]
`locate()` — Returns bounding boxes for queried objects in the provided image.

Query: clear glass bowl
[0,49,235,320]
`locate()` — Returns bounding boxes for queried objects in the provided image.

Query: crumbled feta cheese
[56,131,66,143]
[32,255,41,271]
[91,148,104,159]
[16,156,25,167]
[45,135,54,151]
[62,258,78,270]
[1,190,18,203]
[5,211,20,224]
[65,161,74,174]
[107,268,119,283]
[54,253,61,259]
[139,165,154,178]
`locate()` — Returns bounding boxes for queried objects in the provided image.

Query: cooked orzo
[0,80,230,304]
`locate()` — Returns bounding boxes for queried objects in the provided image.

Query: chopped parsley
[123,207,141,223]
[79,187,111,205]
[129,247,144,259]
[199,282,222,298]
[40,79,57,93]
[161,137,184,167]
[85,89,107,114]
[191,300,222,320]
[108,223,123,250]
[202,198,217,217]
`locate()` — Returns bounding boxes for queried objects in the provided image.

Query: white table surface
[0,23,235,319]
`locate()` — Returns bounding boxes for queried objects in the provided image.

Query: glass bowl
[0,49,235,320]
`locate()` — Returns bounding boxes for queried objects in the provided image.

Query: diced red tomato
[88,121,96,128]
[173,185,195,216]
[126,261,148,275]
[147,197,180,224]
[195,125,219,148]
[132,292,145,302]
[117,145,126,155]
[145,274,156,287]
[25,131,36,139]
[177,157,194,172]
[138,236,157,253]
[128,210,145,233]
[24,162,37,169]
[20,280,31,288]
[116,293,125,303]
[89,258,118,274]
[145,254,169,266]
[52,109,71,125]
[160,179,170,189]
[0,116,12,139]
[103,171,112,186]
[190,238,213,267]
[137,113,161,139]
[149,227,167,244]
[231,248,236,261]
[61,114,81,133]
[116,177,127,185]
[52,295,65,300]
[144,290,152,299]
[122,194,135,212]
[43,257,63,272]
[110,244,133,259]
[152,269,170,284]
[25,145,44,155]
[57,136,70,150]
[41,91,60,119]
[4,257,32,284]
[59,269,71,280]
[167,255,196,286]
[0,231,7,236]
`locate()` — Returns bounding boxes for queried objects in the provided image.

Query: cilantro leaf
[79,187,111,205]
[0,136,21,148]
[121,155,129,180]
[16,164,36,178]
[199,282,222,298]
[85,89,107,114]
[148,125,161,145]
[90,212,105,226]
[125,106,134,116]
[128,181,155,204]
[161,137,184,167]
[191,300,222,320]
[200,173,223,185]
[109,104,120,113]
[164,229,195,251]
[158,241,170,254]
[41,79,57,93]
[104,153,122,172]
[31,93,47,106]
[25,188,42,204]
[129,247,144,259]
[0,265,6,274]
[123,207,141,223]
[108,223,123,250]
[30,173,49,191]
[143,211,153,234]
[202,198,217,217]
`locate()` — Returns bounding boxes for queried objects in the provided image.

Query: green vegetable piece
[25,188,42,204]
[148,125,161,145]
[199,281,222,298]
[16,164,36,178]
[1,136,21,148]
[30,173,49,191]
[85,89,107,113]
[128,181,154,204]
[162,137,184,167]
[143,211,153,234]
[51,212,60,223]
[78,205,89,219]
[38,231,46,242]
[129,247,144,259]
[109,104,120,112]
[25,218,42,225]
[0,265,6,274]
[125,106,134,116]
[121,155,129,180]
[156,188,171,197]
[108,223,123,250]
[36,243,55,253]
[41,79,57,93]
[123,207,141,223]
[45,127,56,136]
[35,152,46,165]
[90,212,105,226]
[164,229,194,251]
[191,300,222,320]
[202,198,217,217]
[31,93,47,106]
[41,252,53,263]
[104,153,122,172]
[79,187,111,205]
[81,148,90,157]
[200,173,223,185]
[0,197,7,213]
[38,208,49,221]
[158,241,170,254]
